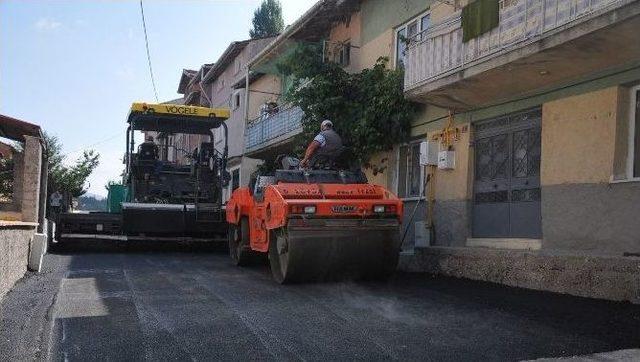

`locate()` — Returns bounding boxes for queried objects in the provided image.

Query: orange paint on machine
[226,164,403,284]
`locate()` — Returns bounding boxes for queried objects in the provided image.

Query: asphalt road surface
[2,248,639,361]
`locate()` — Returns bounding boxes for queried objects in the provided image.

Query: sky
[0,0,315,197]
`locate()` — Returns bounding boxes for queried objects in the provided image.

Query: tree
[76,194,107,211]
[249,0,284,39]
[0,156,15,200]
[44,133,100,204]
[0,142,24,201]
[276,44,418,171]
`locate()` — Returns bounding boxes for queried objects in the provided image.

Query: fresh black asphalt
[1,247,639,361]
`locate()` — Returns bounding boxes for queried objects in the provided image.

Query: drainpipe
[242,66,250,158]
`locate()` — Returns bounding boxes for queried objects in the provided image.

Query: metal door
[473,109,542,239]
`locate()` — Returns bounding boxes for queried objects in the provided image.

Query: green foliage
[45,133,100,198]
[77,194,107,211]
[0,156,14,200]
[249,0,284,39]
[277,44,417,167]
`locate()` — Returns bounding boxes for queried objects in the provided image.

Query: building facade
[202,37,275,201]
[240,0,640,302]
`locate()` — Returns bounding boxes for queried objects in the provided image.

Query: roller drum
[269,218,400,283]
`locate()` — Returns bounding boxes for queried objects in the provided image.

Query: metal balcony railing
[404,0,627,91]
[245,105,304,152]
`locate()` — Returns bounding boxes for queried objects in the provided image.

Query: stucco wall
[0,227,34,300]
[206,38,276,161]
[363,151,392,188]
[357,0,433,69]
[240,157,262,187]
[360,29,394,69]
[247,74,282,121]
[539,86,640,254]
[541,87,619,185]
[213,87,246,158]
[360,0,432,45]
[328,12,362,73]
[430,2,458,24]
[428,125,472,201]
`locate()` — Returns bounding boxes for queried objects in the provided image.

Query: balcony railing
[245,105,304,153]
[404,0,626,91]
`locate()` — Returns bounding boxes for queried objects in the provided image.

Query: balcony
[404,0,640,109]
[244,105,304,157]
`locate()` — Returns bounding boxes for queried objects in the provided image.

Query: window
[629,85,640,178]
[337,41,351,67]
[394,12,431,69]
[420,14,431,34]
[234,59,242,75]
[397,142,424,198]
[231,169,240,191]
[395,28,407,70]
[233,91,241,110]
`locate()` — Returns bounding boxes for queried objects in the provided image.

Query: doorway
[472,108,542,238]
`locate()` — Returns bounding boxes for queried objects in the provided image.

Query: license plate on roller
[331,205,356,213]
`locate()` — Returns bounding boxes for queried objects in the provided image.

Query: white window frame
[395,141,426,201]
[626,85,640,181]
[393,10,431,69]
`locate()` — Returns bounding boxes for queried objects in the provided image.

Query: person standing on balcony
[300,119,343,168]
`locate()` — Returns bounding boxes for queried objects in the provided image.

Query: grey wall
[432,199,469,247]
[399,246,640,303]
[542,182,640,255]
[401,200,426,251]
[0,227,34,300]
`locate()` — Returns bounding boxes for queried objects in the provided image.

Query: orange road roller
[226,161,403,283]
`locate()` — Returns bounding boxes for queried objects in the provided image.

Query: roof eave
[203,40,252,84]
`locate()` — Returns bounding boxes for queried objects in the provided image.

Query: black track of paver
[2,250,639,361]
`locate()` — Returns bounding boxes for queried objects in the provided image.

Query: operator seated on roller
[139,135,159,161]
[300,119,343,169]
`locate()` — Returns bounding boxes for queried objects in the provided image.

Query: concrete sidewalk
[529,349,640,361]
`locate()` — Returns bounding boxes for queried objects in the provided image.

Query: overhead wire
[62,131,124,158]
[139,0,159,102]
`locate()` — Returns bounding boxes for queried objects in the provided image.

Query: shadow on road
[49,239,229,254]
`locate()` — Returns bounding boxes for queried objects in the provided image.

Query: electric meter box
[419,141,439,166]
[438,150,456,170]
